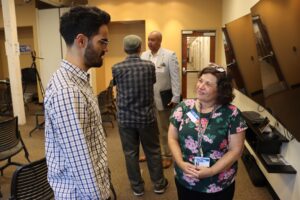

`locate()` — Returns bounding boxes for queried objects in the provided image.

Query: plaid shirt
[112,54,156,127]
[44,60,110,200]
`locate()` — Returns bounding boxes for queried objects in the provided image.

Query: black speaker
[256,137,282,154]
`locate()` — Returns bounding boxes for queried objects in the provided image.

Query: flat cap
[123,35,142,51]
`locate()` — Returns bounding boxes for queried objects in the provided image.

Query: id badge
[186,110,199,123]
[194,156,210,167]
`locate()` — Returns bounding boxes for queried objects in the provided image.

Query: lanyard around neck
[196,101,220,157]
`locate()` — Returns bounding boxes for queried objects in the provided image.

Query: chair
[104,82,117,119]
[10,157,115,200]
[0,117,30,176]
[21,68,37,98]
[109,168,117,200]
[29,109,45,137]
[98,90,114,128]
[0,80,13,116]
[21,68,38,110]
[108,80,117,113]
[10,157,54,200]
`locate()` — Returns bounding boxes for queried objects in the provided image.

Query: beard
[84,42,105,68]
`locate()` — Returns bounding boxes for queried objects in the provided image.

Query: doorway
[181,30,216,98]
[94,20,146,94]
[0,26,38,105]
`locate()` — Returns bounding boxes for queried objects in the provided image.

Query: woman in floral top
[168,64,247,200]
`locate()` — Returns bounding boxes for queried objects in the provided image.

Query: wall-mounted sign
[19,45,31,53]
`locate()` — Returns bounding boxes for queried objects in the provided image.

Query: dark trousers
[175,178,235,200]
[118,123,166,192]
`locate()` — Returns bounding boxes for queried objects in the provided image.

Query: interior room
[0,0,299,199]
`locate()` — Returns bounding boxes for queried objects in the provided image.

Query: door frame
[181,30,216,98]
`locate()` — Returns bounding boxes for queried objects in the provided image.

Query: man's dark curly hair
[198,64,235,105]
[60,6,111,46]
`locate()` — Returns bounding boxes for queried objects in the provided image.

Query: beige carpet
[0,103,273,200]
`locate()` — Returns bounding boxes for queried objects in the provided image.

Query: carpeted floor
[0,103,273,200]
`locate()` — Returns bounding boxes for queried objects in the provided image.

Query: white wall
[222,1,300,200]
[222,0,259,26]
[37,8,69,92]
[37,9,62,89]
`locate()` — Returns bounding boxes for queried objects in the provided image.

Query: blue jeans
[118,122,166,192]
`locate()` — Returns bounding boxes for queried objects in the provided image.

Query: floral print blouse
[169,99,247,193]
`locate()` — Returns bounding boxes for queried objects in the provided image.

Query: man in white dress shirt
[141,31,180,168]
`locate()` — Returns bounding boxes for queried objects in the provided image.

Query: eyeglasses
[99,38,109,46]
[209,63,226,73]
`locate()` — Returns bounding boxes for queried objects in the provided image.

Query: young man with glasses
[44,6,111,200]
